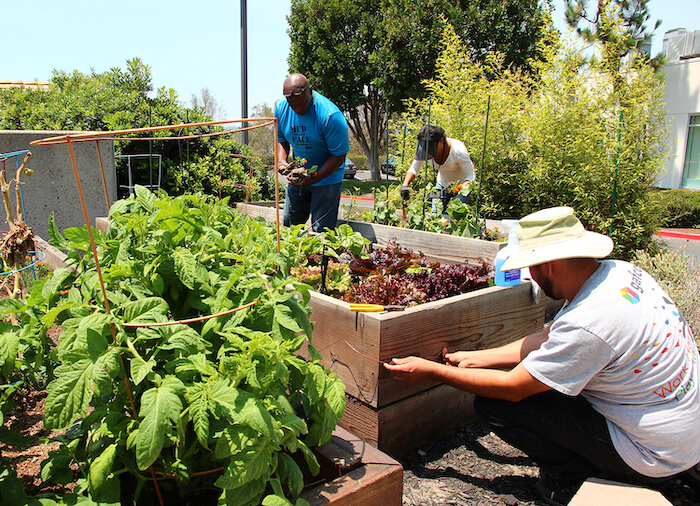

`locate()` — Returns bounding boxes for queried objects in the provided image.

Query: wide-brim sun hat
[500,206,614,271]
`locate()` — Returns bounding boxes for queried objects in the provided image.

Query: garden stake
[609,110,623,236]
[66,137,164,505]
[273,119,281,253]
[420,98,432,230]
[320,245,329,295]
[476,94,490,218]
[121,300,259,327]
[385,101,390,203]
[94,141,111,210]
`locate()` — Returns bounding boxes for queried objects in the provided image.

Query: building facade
[657,29,700,190]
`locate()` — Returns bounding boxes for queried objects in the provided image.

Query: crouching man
[385,206,700,505]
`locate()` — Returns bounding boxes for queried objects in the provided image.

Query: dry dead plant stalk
[0,151,35,304]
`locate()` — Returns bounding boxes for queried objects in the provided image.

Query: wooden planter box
[304,283,544,457]
[302,426,403,505]
[34,232,404,505]
[236,202,544,457]
[235,201,504,264]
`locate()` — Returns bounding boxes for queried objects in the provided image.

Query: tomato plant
[2,187,346,505]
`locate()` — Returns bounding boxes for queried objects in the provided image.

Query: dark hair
[417,125,445,143]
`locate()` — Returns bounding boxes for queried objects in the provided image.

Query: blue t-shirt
[275,91,349,186]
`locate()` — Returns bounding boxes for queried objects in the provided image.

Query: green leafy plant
[3,187,346,505]
[633,248,700,343]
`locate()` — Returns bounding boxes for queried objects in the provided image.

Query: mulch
[399,422,700,505]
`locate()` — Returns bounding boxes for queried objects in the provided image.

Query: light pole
[240,0,249,145]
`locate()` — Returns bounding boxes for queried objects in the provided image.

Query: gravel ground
[398,422,700,506]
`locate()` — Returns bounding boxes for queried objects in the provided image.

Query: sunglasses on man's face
[283,86,308,98]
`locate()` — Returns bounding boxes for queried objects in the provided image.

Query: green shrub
[633,248,700,345]
[651,188,700,229]
[165,155,277,202]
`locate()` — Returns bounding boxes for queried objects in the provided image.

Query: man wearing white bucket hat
[385,206,700,505]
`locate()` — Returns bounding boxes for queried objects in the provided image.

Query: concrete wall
[657,57,700,189]
[0,131,116,240]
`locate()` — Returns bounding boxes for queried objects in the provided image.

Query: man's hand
[442,348,487,368]
[278,160,295,176]
[400,185,410,202]
[287,167,314,186]
[383,356,436,382]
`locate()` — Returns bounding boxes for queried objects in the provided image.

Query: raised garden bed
[235,201,504,265]
[236,201,545,457]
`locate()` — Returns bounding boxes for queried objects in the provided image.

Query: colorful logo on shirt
[620,286,640,304]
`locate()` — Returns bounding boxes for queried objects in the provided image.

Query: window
[682,115,700,188]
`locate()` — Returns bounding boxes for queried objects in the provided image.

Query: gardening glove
[287,167,306,186]
[278,160,295,176]
[400,185,410,202]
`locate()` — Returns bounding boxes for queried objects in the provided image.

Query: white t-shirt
[523,260,700,478]
[407,138,475,187]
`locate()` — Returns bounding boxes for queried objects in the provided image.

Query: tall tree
[564,0,662,66]
[287,0,385,177]
[287,0,551,178]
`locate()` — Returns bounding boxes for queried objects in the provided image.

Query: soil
[4,392,699,505]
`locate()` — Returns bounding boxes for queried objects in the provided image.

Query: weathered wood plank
[235,201,282,222]
[301,427,403,506]
[341,219,503,264]
[306,282,545,408]
[340,384,477,458]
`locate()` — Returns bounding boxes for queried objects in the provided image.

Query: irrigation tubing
[0,250,46,276]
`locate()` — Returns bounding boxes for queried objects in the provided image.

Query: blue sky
[1,1,697,121]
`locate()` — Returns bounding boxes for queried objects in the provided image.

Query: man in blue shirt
[275,73,350,232]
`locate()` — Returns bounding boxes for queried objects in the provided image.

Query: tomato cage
[30,118,281,505]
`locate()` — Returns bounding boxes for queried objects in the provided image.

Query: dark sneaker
[536,471,585,506]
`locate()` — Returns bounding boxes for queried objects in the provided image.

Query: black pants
[474,391,669,486]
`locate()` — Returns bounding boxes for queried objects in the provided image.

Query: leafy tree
[288,0,386,177]
[191,87,225,120]
[287,0,552,179]
[244,103,277,159]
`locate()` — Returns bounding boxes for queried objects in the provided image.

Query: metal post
[609,110,623,235]
[241,0,249,145]
[476,95,490,216]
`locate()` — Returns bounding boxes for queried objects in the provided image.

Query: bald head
[284,73,309,89]
[283,73,313,116]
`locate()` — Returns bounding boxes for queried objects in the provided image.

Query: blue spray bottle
[494,220,521,287]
